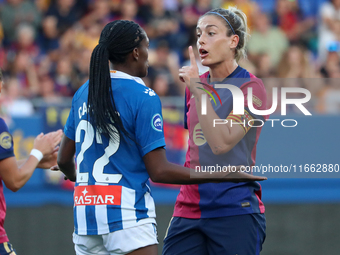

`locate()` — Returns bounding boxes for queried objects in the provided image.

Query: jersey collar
[110,70,146,86]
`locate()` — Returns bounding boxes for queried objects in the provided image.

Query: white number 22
[75,120,122,184]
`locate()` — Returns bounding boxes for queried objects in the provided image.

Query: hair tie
[208,12,235,35]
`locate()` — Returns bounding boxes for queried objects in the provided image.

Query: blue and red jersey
[174,66,268,219]
[0,118,14,243]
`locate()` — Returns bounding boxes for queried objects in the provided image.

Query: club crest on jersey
[152,114,163,132]
[0,132,12,149]
[74,185,122,206]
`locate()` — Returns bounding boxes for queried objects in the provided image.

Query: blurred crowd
[0,0,340,116]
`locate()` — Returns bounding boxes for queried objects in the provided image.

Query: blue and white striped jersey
[64,71,166,235]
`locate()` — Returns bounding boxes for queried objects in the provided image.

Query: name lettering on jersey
[78,102,88,119]
[0,132,12,149]
[151,114,163,132]
[74,185,122,206]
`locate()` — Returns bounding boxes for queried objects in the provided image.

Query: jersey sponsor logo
[241,202,251,207]
[0,132,12,149]
[144,88,156,96]
[74,185,122,206]
[151,114,163,132]
[193,123,206,146]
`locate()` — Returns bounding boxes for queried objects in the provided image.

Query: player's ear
[133,47,139,61]
[230,34,239,50]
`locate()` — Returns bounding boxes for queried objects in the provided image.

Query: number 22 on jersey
[75,120,122,184]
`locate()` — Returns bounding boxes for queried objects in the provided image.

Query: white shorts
[73,223,158,255]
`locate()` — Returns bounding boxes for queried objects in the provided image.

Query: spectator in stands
[277,44,320,113]
[182,0,212,29]
[7,51,40,97]
[38,75,62,103]
[142,0,181,50]
[80,0,113,28]
[114,0,143,25]
[1,78,35,117]
[254,53,275,78]
[320,41,340,78]
[74,48,91,86]
[247,12,289,68]
[38,16,60,57]
[45,0,85,36]
[277,44,316,78]
[317,74,340,114]
[319,0,340,63]
[9,24,40,61]
[272,0,314,43]
[0,0,41,45]
[53,57,78,97]
[148,40,183,96]
[221,0,259,29]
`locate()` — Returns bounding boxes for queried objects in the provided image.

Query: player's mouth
[199,48,209,58]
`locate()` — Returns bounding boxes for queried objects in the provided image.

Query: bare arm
[143,147,266,184]
[0,130,62,192]
[192,87,245,155]
[57,134,76,182]
[179,46,245,155]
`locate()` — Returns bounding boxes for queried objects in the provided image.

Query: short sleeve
[241,79,268,122]
[135,95,166,156]
[64,96,76,141]
[0,119,14,160]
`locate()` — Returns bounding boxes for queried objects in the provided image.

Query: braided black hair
[88,20,145,142]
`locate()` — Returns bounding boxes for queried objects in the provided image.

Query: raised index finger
[188,46,197,67]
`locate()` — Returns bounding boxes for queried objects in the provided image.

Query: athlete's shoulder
[72,80,89,103]
[241,70,267,112]
[241,71,266,93]
[110,71,160,103]
[0,118,13,156]
[0,118,9,132]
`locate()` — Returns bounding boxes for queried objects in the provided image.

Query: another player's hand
[33,129,63,156]
[50,165,59,171]
[191,165,267,182]
[225,171,267,183]
[37,146,59,169]
[50,165,70,181]
[179,46,200,92]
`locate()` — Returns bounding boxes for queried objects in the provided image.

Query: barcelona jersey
[174,66,268,218]
[64,71,166,235]
[0,118,14,243]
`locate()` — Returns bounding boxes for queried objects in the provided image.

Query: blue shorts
[163,214,266,255]
[0,242,16,255]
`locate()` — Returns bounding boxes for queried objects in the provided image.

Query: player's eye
[197,33,201,38]
[208,32,215,36]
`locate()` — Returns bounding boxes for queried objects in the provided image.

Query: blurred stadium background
[0,0,340,254]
